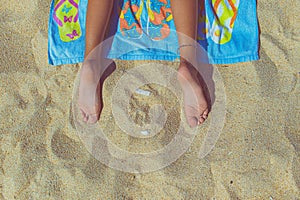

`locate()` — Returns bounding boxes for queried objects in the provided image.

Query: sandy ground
[1,0,300,199]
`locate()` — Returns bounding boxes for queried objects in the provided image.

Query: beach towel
[48,0,260,66]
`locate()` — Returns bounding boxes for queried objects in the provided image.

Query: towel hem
[209,53,260,64]
[49,53,259,66]
[49,57,84,66]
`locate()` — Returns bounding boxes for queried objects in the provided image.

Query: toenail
[199,118,205,123]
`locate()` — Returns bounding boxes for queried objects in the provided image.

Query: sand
[0,0,300,199]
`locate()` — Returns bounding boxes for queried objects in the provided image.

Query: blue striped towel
[48,0,259,66]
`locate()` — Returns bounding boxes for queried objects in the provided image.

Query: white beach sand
[0,0,299,199]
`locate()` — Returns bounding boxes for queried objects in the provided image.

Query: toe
[200,109,209,120]
[198,117,205,124]
[87,114,100,124]
[84,115,89,123]
[80,109,89,122]
[201,114,208,119]
[187,117,198,128]
[203,109,209,116]
[80,109,86,118]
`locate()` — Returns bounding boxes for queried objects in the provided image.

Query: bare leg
[78,0,114,123]
[170,0,209,127]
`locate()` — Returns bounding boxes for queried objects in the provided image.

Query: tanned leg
[78,0,114,124]
[170,0,209,127]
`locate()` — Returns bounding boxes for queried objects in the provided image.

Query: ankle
[80,61,100,83]
[177,43,198,62]
[177,64,192,83]
[178,59,198,74]
[177,60,201,84]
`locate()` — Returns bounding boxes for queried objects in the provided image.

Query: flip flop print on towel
[197,1,210,41]
[118,0,173,41]
[119,0,144,39]
[197,0,240,44]
[210,0,240,44]
[53,0,81,42]
[146,0,173,41]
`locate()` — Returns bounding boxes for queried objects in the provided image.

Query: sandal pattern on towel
[210,0,240,44]
[145,0,173,41]
[53,0,81,42]
[197,1,210,41]
[119,0,144,39]
[197,0,240,44]
[118,0,173,41]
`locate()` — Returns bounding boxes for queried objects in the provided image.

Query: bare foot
[78,61,102,124]
[177,61,209,127]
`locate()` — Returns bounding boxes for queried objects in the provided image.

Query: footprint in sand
[0,73,47,131]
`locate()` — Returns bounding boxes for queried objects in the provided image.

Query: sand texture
[1,0,300,199]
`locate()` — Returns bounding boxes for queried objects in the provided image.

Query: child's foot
[78,61,102,124]
[177,61,209,127]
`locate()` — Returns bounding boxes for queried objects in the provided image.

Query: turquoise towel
[48,0,260,66]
